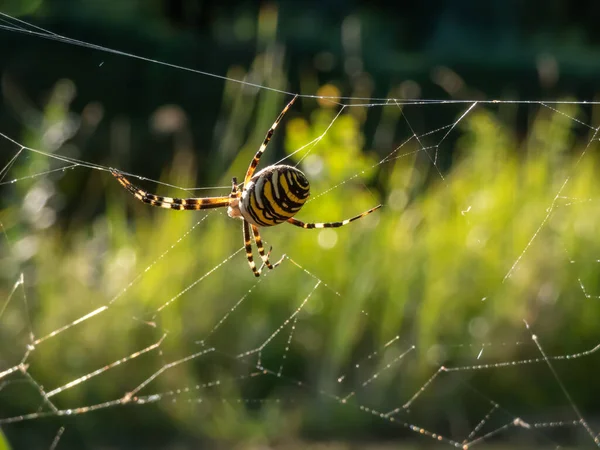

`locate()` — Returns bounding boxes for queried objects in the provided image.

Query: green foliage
[2,91,599,447]
[1,3,600,448]
[0,429,11,450]
[1,0,42,17]
[0,29,599,445]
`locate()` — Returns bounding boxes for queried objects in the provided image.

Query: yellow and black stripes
[111,170,231,210]
[251,224,273,269]
[252,223,286,271]
[111,96,382,277]
[245,222,284,277]
[241,165,310,227]
[242,220,260,276]
[286,204,382,229]
[244,95,298,185]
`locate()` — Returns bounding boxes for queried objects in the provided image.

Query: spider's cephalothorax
[112,95,381,277]
[235,165,310,227]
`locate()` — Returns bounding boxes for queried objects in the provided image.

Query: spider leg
[230,177,239,196]
[243,219,261,277]
[251,224,285,271]
[244,95,298,185]
[112,170,230,210]
[286,205,382,229]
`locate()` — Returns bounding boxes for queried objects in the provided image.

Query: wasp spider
[111,96,381,277]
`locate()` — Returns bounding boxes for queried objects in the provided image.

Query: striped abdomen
[240,165,310,227]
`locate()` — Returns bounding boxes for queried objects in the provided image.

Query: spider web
[1,13,600,449]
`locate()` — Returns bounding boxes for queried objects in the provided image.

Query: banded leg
[243,220,260,277]
[230,177,240,197]
[112,170,230,210]
[251,224,285,271]
[286,205,382,229]
[244,95,298,185]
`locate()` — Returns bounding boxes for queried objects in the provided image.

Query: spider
[111,95,381,277]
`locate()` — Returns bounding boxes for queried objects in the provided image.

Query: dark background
[2,0,600,174]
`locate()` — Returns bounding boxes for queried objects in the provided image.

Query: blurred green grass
[1,70,600,450]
